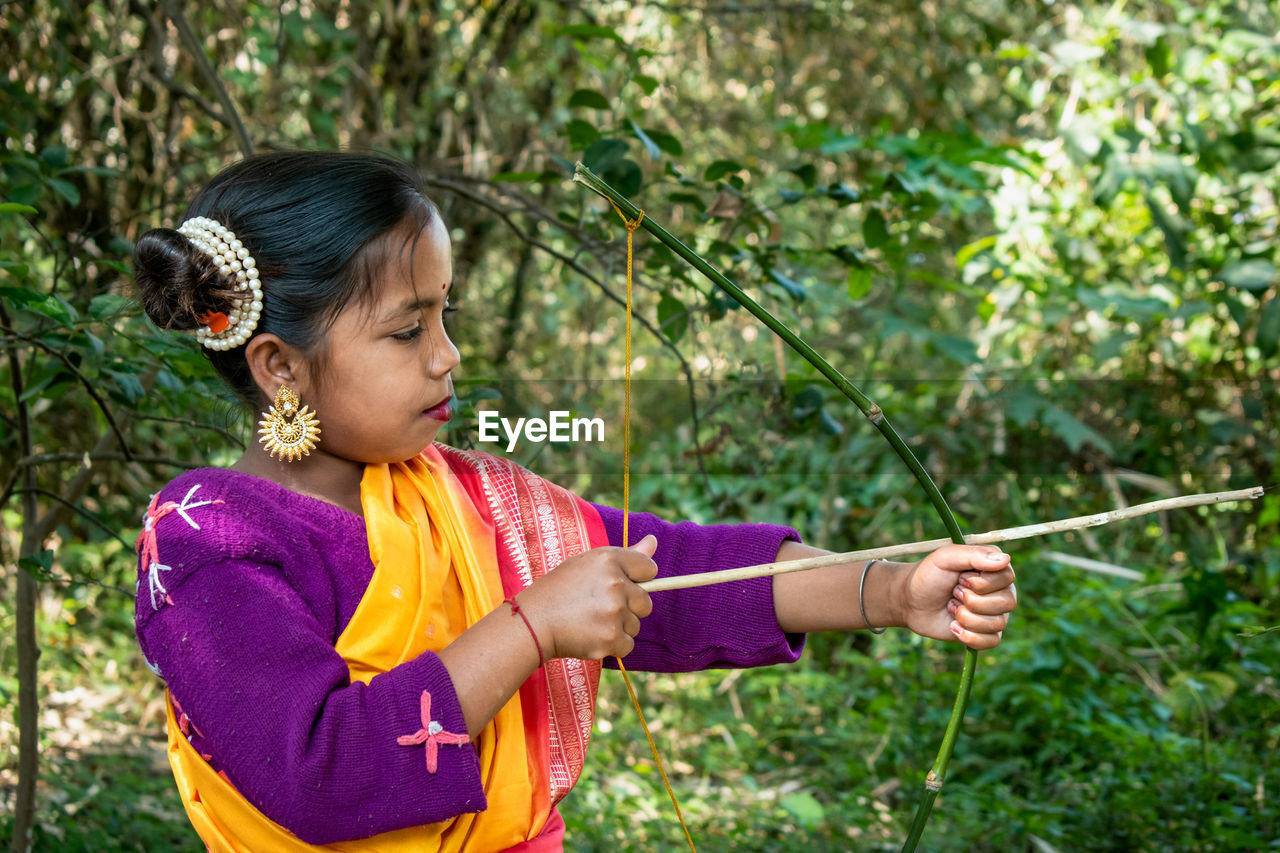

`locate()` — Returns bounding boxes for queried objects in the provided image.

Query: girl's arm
[772,541,1016,649]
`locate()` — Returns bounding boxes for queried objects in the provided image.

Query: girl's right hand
[519,534,658,661]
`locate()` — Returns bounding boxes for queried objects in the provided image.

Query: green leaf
[817,134,860,155]
[103,367,145,403]
[582,138,629,174]
[1164,671,1237,722]
[0,202,38,215]
[48,177,81,206]
[627,120,662,161]
[1,260,30,278]
[0,285,74,325]
[1257,295,1280,358]
[632,74,659,95]
[823,183,859,205]
[780,792,825,830]
[18,549,55,580]
[1219,259,1275,292]
[555,24,625,44]
[863,209,890,249]
[568,89,611,110]
[932,333,980,365]
[640,127,682,157]
[657,293,687,343]
[847,266,872,300]
[789,163,816,188]
[562,119,600,150]
[704,160,742,182]
[40,145,69,168]
[1146,36,1172,77]
[584,139,642,196]
[956,234,997,269]
[767,269,807,301]
[1042,406,1113,455]
[89,293,134,319]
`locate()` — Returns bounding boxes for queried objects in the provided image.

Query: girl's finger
[958,566,1016,595]
[628,586,654,619]
[952,604,1010,635]
[948,620,1005,650]
[953,583,1017,615]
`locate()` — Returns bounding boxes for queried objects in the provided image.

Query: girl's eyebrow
[382,288,450,323]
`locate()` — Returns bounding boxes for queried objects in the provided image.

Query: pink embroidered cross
[135,484,223,611]
[397,691,469,773]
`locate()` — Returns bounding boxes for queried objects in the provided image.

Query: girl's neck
[231,446,365,516]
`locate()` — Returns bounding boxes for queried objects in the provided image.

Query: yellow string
[610,204,697,852]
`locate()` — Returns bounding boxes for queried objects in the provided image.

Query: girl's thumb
[628,533,658,558]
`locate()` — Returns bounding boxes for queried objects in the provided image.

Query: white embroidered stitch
[137,484,224,612]
[173,484,220,529]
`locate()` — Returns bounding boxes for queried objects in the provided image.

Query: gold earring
[258,386,321,462]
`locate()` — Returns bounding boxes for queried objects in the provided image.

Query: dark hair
[134,151,436,404]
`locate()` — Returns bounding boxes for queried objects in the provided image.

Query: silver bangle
[859,559,887,634]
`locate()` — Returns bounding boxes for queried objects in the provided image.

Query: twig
[1042,551,1143,581]
[640,487,1264,592]
[158,0,255,157]
[0,324,134,461]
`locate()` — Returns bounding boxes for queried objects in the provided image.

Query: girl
[132,151,1016,851]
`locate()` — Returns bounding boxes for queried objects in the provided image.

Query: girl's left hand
[899,544,1017,649]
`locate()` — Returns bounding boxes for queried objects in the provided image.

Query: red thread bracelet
[505,596,545,666]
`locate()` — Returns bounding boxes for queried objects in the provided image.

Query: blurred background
[1,1,1277,849]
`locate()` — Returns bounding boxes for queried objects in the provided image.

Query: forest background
[1,1,1278,850]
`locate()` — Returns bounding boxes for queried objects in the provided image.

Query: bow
[575,163,969,851]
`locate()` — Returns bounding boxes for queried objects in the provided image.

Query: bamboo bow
[571,163,1264,850]
[576,162,972,850]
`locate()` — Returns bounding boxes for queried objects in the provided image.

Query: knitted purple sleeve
[592,505,805,672]
[134,472,484,844]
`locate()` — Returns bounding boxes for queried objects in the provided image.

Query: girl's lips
[424,399,452,422]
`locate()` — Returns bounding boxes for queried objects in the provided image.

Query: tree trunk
[5,300,40,852]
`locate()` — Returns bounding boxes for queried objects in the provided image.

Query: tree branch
[157,0,255,157]
[0,323,134,461]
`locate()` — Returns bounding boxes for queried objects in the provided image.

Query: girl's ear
[243,334,308,403]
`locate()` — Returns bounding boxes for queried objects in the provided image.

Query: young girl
[132,151,1016,851]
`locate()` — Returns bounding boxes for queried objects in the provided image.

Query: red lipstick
[424,397,452,422]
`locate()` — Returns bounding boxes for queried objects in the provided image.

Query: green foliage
[3,0,1279,850]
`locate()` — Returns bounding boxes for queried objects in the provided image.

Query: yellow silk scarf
[165,447,585,851]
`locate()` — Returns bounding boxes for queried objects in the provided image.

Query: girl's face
[301,216,459,465]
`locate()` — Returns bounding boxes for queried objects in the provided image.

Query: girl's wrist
[862,559,909,631]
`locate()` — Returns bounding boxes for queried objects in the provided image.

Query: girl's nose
[430,330,460,377]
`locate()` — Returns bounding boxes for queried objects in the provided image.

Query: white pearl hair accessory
[177,216,263,351]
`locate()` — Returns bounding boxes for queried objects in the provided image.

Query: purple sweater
[135,465,802,844]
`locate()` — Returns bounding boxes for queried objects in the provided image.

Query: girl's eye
[393,325,424,342]
[443,302,458,315]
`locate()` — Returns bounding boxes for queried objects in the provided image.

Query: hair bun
[133,227,242,331]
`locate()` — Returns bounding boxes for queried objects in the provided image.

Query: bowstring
[611,203,697,853]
